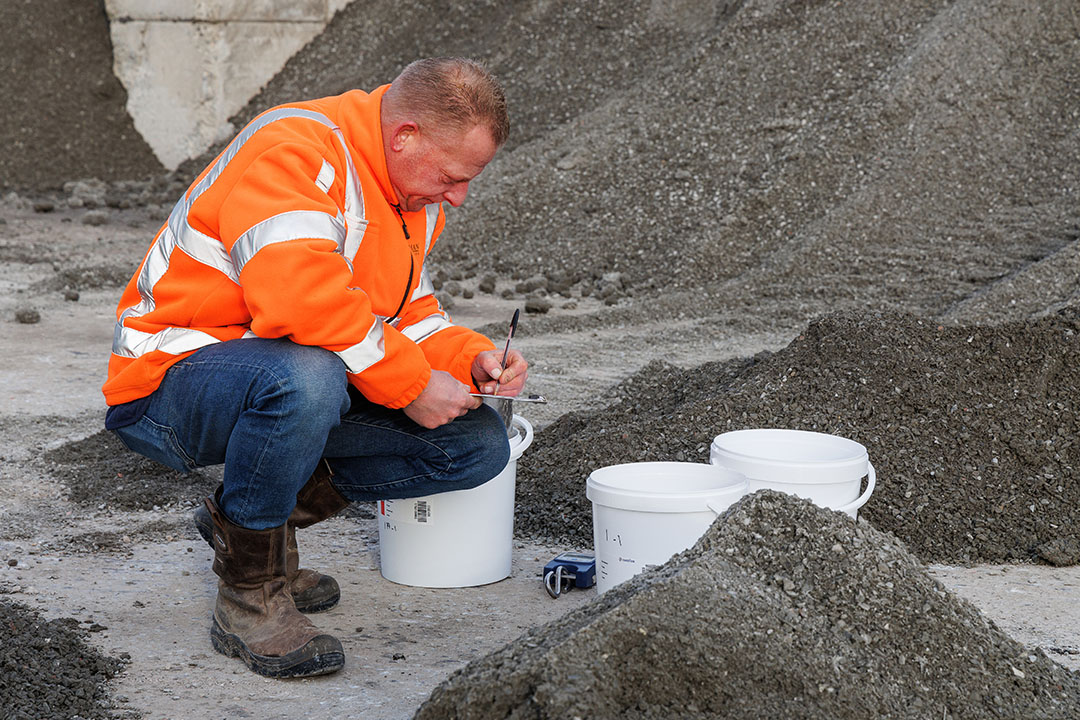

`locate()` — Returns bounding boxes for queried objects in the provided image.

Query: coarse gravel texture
[212,0,1080,321]
[0,0,162,193]
[0,599,132,720]
[10,0,1080,329]
[416,491,1080,720]
[44,430,216,514]
[515,309,1080,566]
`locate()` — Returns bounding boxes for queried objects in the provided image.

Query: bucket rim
[711,428,867,468]
[586,461,749,513]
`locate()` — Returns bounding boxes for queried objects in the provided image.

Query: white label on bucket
[380,498,433,525]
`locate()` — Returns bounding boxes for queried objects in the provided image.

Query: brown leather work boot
[286,460,351,612]
[193,460,350,613]
[204,495,344,678]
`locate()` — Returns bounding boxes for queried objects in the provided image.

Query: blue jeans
[112,338,510,529]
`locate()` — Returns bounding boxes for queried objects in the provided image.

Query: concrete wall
[106,0,354,170]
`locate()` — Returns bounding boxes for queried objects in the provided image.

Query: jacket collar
[336,84,399,208]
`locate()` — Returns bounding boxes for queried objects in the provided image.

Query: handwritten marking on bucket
[586,462,749,594]
[709,429,876,519]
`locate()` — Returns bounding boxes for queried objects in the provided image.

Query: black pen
[493,308,520,396]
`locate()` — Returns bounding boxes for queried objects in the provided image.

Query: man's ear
[389,121,419,152]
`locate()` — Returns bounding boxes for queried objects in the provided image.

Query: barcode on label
[414,500,431,523]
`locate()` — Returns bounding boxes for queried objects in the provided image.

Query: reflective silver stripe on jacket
[409,204,441,303]
[337,315,387,375]
[315,160,335,192]
[112,323,220,357]
[112,325,261,357]
[399,314,453,344]
[113,108,367,360]
[336,127,367,268]
[231,210,346,272]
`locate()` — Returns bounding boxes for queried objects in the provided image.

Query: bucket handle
[511,415,534,454]
[835,462,876,515]
[706,497,739,516]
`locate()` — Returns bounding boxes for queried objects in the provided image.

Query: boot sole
[210,617,345,678]
[294,586,341,614]
[195,504,340,613]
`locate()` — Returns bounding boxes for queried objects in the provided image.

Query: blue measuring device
[543,551,596,598]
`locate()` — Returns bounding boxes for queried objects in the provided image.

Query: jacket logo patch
[409,243,421,254]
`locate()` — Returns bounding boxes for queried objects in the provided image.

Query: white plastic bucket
[709,428,875,519]
[378,415,534,588]
[586,462,749,594]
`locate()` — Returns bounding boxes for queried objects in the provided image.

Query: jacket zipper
[391,203,411,240]
[388,204,414,323]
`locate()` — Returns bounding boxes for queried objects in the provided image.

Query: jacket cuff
[346,363,431,410]
[384,367,431,409]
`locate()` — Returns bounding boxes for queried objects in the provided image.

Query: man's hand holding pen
[472,347,528,397]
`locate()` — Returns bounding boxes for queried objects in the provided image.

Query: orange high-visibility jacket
[103,85,494,409]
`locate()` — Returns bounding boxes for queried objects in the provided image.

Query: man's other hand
[404,370,483,429]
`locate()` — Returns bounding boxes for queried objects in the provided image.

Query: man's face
[386,123,498,213]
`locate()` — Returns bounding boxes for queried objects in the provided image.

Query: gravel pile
[44,430,216,513]
[416,491,1080,719]
[0,599,132,719]
[174,0,1076,321]
[516,309,1080,565]
[8,0,1078,324]
[0,0,161,193]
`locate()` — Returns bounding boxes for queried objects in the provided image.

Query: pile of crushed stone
[44,309,1080,567]
[0,599,131,720]
[417,491,1080,719]
[0,0,161,193]
[7,0,1078,331]
[228,0,1079,315]
[15,0,1074,332]
[41,429,378,550]
[168,0,1078,324]
[44,429,216,513]
[516,310,1080,566]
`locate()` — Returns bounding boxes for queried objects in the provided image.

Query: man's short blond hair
[385,57,509,147]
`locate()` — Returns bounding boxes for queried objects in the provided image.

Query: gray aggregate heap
[0,0,161,192]
[0,599,130,719]
[516,310,1080,565]
[45,430,215,513]
[225,0,1080,319]
[416,491,1080,719]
